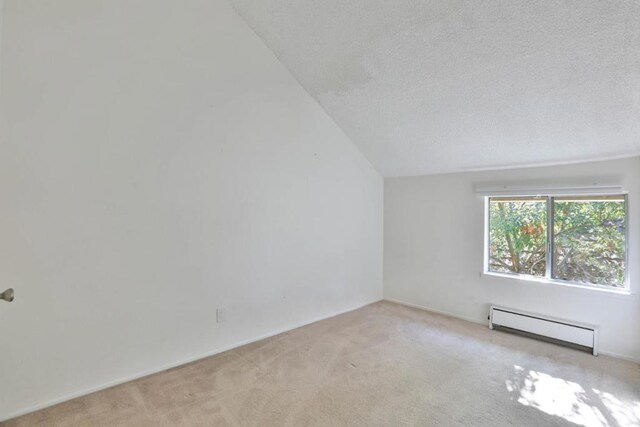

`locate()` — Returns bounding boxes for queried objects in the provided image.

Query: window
[486,195,627,289]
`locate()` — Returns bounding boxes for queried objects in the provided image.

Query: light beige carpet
[5,301,640,426]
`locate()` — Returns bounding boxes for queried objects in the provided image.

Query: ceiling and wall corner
[229,0,640,177]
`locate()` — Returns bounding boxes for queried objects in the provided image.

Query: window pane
[553,196,626,287]
[489,197,547,277]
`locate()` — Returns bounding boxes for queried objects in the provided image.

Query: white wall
[0,0,3,83]
[0,0,383,419]
[384,157,640,362]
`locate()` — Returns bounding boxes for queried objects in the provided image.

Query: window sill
[481,271,636,298]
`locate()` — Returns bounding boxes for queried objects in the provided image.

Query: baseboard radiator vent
[489,306,598,356]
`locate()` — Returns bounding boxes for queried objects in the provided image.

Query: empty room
[1,1,639,426]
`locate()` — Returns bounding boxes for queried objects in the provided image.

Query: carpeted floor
[5,301,640,426]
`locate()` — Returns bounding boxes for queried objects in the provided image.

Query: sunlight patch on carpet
[505,365,640,427]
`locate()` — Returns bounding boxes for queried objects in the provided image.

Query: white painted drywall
[0,0,4,96]
[384,157,640,361]
[231,0,640,177]
[0,0,383,419]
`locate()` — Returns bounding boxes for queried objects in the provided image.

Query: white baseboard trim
[2,297,383,422]
[384,298,488,326]
[384,298,640,364]
[598,350,640,364]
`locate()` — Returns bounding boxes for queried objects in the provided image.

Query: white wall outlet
[216,307,226,323]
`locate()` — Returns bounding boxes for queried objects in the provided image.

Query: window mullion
[546,196,554,280]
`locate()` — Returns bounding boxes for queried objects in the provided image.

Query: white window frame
[483,194,630,292]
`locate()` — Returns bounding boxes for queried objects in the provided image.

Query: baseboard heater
[489,306,598,356]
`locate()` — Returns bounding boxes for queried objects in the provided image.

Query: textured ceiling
[230,1,640,177]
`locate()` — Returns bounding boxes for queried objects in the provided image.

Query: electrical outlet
[216,307,226,323]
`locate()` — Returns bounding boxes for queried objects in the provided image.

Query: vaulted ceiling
[230,0,640,177]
